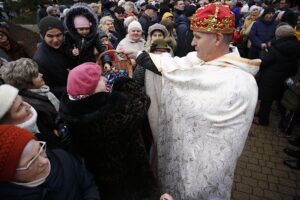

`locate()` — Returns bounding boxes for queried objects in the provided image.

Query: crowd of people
[0,0,300,199]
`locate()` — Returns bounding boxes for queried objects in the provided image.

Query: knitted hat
[67,62,103,97]
[145,4,158,11]
[275,24,295,39]
[185,5,197,18]
[39,16,64,38]
[127,20,142,32]
[0,84,19,120]
[0,125,35,182]
[74,15,91,28]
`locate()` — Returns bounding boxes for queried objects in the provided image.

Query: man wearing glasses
[0,125,100,200]
[112,6,127,40]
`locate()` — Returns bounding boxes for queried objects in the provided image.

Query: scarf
[17,105,40,134]
[29,85,60,112]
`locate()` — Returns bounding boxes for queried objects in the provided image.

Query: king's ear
[215,33,223,46]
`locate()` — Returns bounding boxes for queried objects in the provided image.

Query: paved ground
[231,105,300,200]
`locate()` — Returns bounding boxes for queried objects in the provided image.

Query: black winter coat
[64,3,111,67]
[139,14,154,39]
[174,14,194,57]
[19,90,65,149]
[0,149,100,200]
[59,78,158,200]
[258,36,300,101]
[33,41,75,99]
[112,15,127,40]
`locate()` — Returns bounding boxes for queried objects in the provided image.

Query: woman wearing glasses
[0,125,100,200]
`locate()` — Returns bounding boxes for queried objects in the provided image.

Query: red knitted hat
[67,62,103,97]
[0,125,35,182]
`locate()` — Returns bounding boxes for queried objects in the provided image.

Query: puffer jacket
[64,3,111,67]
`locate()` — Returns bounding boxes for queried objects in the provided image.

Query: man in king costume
[125,2,261,200]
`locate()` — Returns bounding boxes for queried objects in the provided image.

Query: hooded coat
[64,3,111,67]
[59,78,158,200]
[258,36,300,101]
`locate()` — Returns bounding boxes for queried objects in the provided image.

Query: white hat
[127,20,142,33]
[0,84,19,120]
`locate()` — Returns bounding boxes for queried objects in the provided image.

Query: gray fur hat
[148,23,168,38]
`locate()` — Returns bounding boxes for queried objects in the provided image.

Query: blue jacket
[249,19,277,49]
[0,149,100,200]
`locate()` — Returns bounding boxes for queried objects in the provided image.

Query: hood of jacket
[64,3,99,40]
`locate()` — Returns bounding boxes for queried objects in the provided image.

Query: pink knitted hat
[67,62,103,97]
[74,15,91,28]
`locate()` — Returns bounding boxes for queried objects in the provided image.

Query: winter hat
[99,31,108,39]
[0,125,36,182]
[124,15,137,28]
[67,62,103,97]
[150,39,170,52]
[0,84,19,120]
[161,12,174,21]
[148,23,168,38]
[127,20,142,32]
[261,6,275,18]
[74,15,91,28]
[39,16,64,38]
[114,6,125,14]
[275,24,295,39]
[185,5,197,18]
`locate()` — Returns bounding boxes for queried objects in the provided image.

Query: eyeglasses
[116,12,125,14]
[16,141,46,171]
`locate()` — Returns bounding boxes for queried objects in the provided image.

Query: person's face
[151,30,164,41]
[44,28,64,49]
[191,31,217,61]
[115,11,125,20]
[76,27,90,38]
[175,1,185,11]
[104,21,115,31]
[167,16,174,21]
[147,9,157,19]
[5,95,33,125]
[279,0,287,9]
[32,73,45,89]
[264,12,274,21]
[0,32,8,43]
[49,10,57,17]
[250,8,259,16]
[100,36,109,45]
[13,140,50,183]
[129,28,142,41]
[94,76,109,93]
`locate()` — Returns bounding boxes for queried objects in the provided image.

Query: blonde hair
[89,3,102,16]
[99,16,114,31]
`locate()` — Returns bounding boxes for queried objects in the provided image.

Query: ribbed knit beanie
[0,84,19,120]
[275,24,295,39]
[39,16,64,38]
[0,125,35,181]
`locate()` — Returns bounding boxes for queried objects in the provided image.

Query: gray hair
[0,58,39,90]
[223,34,233,45]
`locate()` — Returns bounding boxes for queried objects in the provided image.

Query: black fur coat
[59,78,158,200]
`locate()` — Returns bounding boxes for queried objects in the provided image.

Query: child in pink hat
[64,3,111,69]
